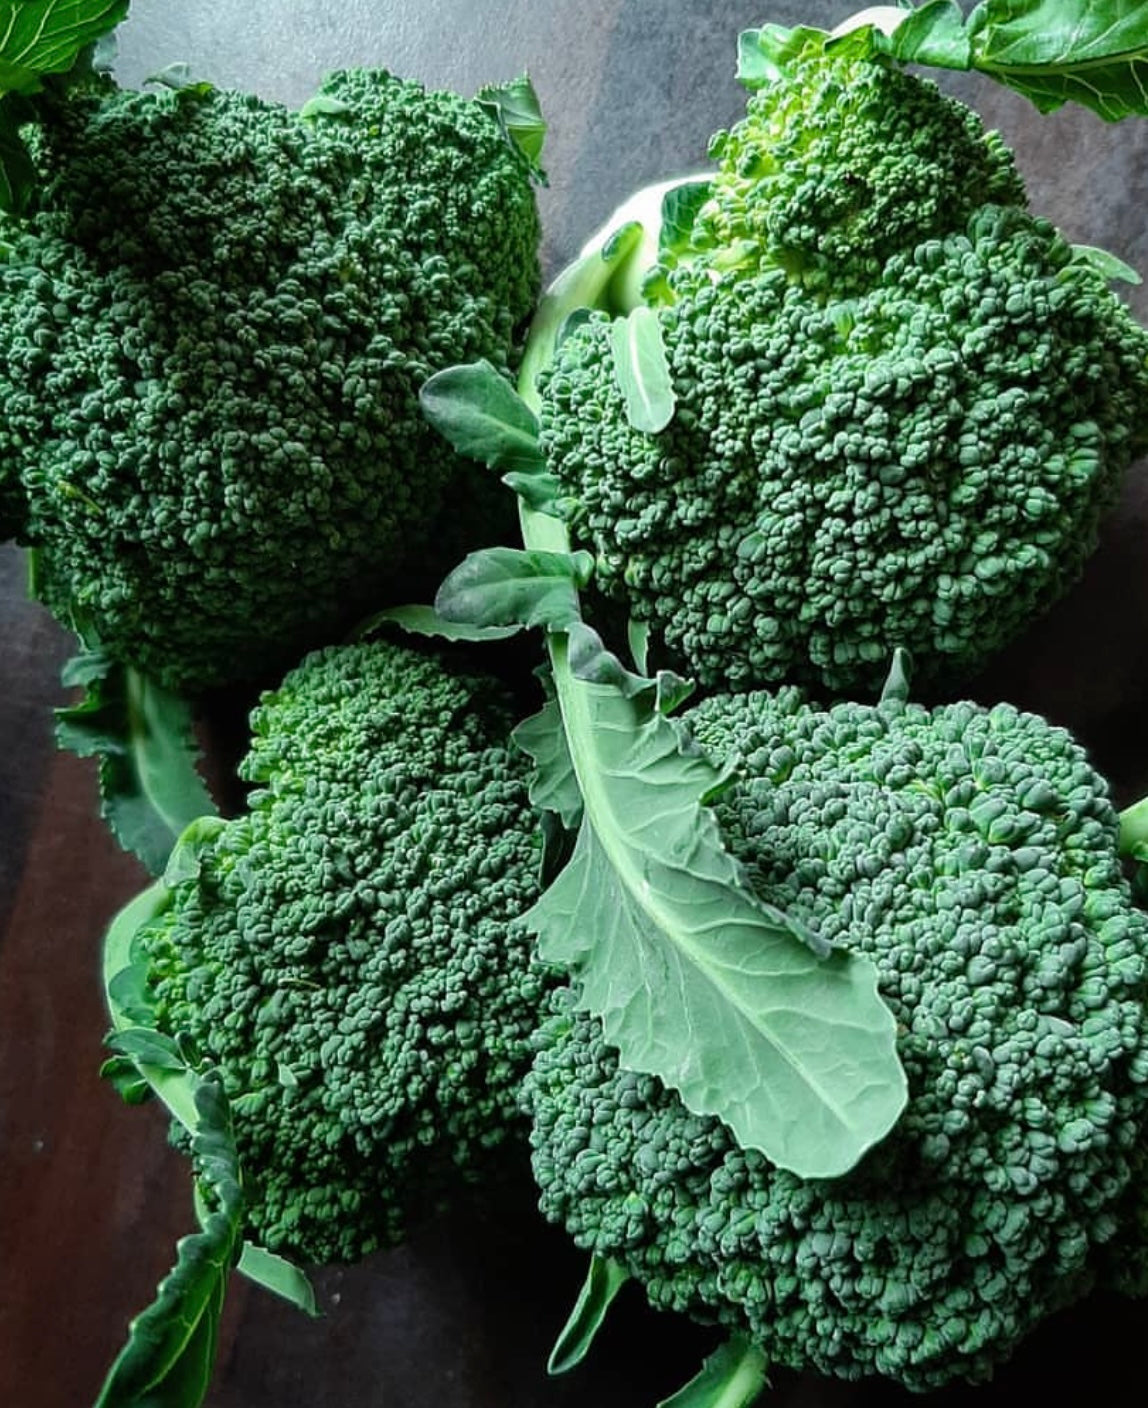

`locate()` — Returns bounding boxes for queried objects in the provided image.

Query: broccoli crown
[0,72,540,688]
[525,689,1148,1390]
[539,201,1148,693]
[139,639,550,1264]
[689,39,1025,295]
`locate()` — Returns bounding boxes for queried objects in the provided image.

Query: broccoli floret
[137,639,551,1264]
[0,72,541,688]
[690,29,1025,294]
[525,687,1148,1390]
[534,37,1148,694]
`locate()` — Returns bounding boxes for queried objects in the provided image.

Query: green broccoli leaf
[475,74,546,180]
[513,700,583,830]
[425,348,908,1177]
[420,360,545,475]
[967,0,1148,118]
[0,95,34,211]
[547,1255,631,1376]
[93,1076,242,1408]
[885,0,972,69]
[353,602,523,645]
[657,1336,769,1408]
[56,650,217,876]
[737,24,831,88]
[608,306,676,434]
[102,877,202,1131]
[0,0,128,95]
[1071,242,1143,284]
[527,657,908,1179]
[435,546,593,632]
[235,1244,319,1317]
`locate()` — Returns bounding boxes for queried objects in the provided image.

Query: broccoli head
[690,27,1024,295]
[533,34,1148,694]
[0,71,541,688]
[525,685,1148,1390]
[137,638,551,1264]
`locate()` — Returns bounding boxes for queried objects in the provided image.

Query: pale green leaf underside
[608,305,675,434]
[527,681,907,1178]
[657,1336,769,1408]
[513,700,583,830]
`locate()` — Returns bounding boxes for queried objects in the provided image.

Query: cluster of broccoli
[131,638,551,1264]
[11,4,1147,1407]
[0,67,541,688]
[536,26,1148,692]
[526,682,1148,1389]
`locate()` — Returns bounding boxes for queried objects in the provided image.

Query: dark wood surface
[5,2,1148,1404]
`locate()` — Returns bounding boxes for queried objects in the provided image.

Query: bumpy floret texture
[693,39,1025,294]
[525,690,1148,1390]
[140,640,549,1264]
[0,74,540,688]
[540,203,1148,693]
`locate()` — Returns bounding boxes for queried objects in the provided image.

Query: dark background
[3,2,1148,1404]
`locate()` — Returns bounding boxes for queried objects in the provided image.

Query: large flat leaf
[56,652,216,875]
[0,0,128,92]
[421,348,907,1178]
[528,671,907,1179]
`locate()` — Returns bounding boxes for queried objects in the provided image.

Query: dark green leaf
[887,0,972,69]
[627,619,650,676]
[0,99,34,212]
[513,700,583,829]
[967,0,1148,118]
[539,808,577,888]
[236,1244,318,1316]
[526,676,907,1178]
[56,656,217,875]
[93,1077,242,1408]
[106,961,156,1028]
[608,306,676,434]
[106,1027,188,1071]
[566,621,654,699]
[501,468,562,512]
[475,74,546,179]
[100,1055,154,1105]
[547,1256,631,1376]
[878,646,914,705]
[435,546,592,632]
[420,360,545,474]
[657,1336,769,1408]
[353,603,522,645]
[0,0,128,94]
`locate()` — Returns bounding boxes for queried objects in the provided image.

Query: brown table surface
[5,2,1148,1404]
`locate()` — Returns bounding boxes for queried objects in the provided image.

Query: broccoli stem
[1118,794,1148,858]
